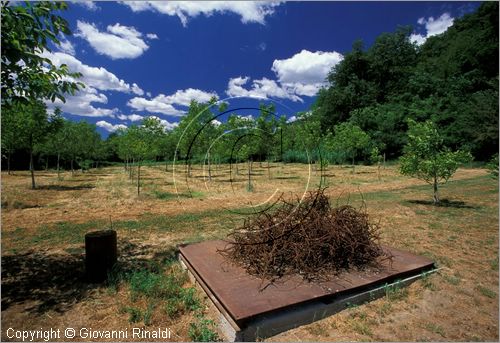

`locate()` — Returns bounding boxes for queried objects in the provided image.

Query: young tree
[400,119,472,204]
[34,107,67,177]
[370,146,383,180]
[7,100,60,188]
[1,1,83,107]
[128,117,164,195]
[332,122,371,173]
[486,153,499,179]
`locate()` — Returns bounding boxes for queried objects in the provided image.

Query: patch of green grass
[21,206,247,250]
[31,220,101,246]
[442,274,461,286]
[123,306,143,323]
[143,302,155,326]
[129,269,187,300]
[490,257,499,271]
[420,272,437,290]
[151,190,204,200]
[188,316,220,342]
[126,263,202,320]
[428,222,443,230]
[345,302,359,309]
[425,323,445,337]
[384,282,409,302]
[476,285,496,299]
[484,237,495,245]
[420,251,452,268]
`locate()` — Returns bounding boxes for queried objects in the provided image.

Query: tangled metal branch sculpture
[218,188,392,283]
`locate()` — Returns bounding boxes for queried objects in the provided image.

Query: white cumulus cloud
[96,120,128,132]
[226,76,302,102]
[73,1,99,11]
[76,21,150,59]
[146,33,159,40]
[127,97,183,116]
[226,49,343,101]
[410,13,454,46]
[120,1,283,26]
[163,88,218,106]
[128,88,218,116]
[58,36,75,55]
[40,51,144,95]
[117,114,144,122]
[272,49,343,96]
[48,86,118,118]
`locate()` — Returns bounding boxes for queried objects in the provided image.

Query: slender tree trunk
[267,160,271,179]
[165,157,168,172]
[45,157,49,171]
[137,163,141,195]
[352,156,355,174]
[29,148,36,189]
[57,152,61,180]
[208,152,212,182]
[7,151,11,175]
[383,153,386,170]
[70,159,74,175]
[377,163,381,181]
[433,177,439,204]
[247,160,251,191]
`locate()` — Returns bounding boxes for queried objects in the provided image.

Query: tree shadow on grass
[1,241,177,314]
[36,184,95,191]
[405,199,478,209]
[1,251,90,314]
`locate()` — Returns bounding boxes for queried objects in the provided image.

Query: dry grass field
[1,163,498,341]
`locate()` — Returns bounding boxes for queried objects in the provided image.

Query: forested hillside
[2,2,498,174]
[309,1,498,160]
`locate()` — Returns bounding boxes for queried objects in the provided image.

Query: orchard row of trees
[1,1,497,202]
[2,101,104,187]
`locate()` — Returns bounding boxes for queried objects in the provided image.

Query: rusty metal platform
[179,240,434,329]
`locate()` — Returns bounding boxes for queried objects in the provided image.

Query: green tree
[1,101,26,174]
[486,153,499,179]
[128,117,165,195]
[158,131,176,172]
[370,146,383,180]
[34,107,68,177]
[331,122,371,173]
[61,121,102,174]
[7,100,60,188]
[400,119,472,204]
[1,1,83,107]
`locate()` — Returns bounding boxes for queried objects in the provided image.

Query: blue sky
[43,1,481,137]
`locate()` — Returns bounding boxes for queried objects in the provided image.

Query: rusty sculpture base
[179,240,434,341]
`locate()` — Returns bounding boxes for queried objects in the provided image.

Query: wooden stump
[85,230,117,283]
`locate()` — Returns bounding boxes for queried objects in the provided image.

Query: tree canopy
[1,1,83,108]
[313,2,498,161]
